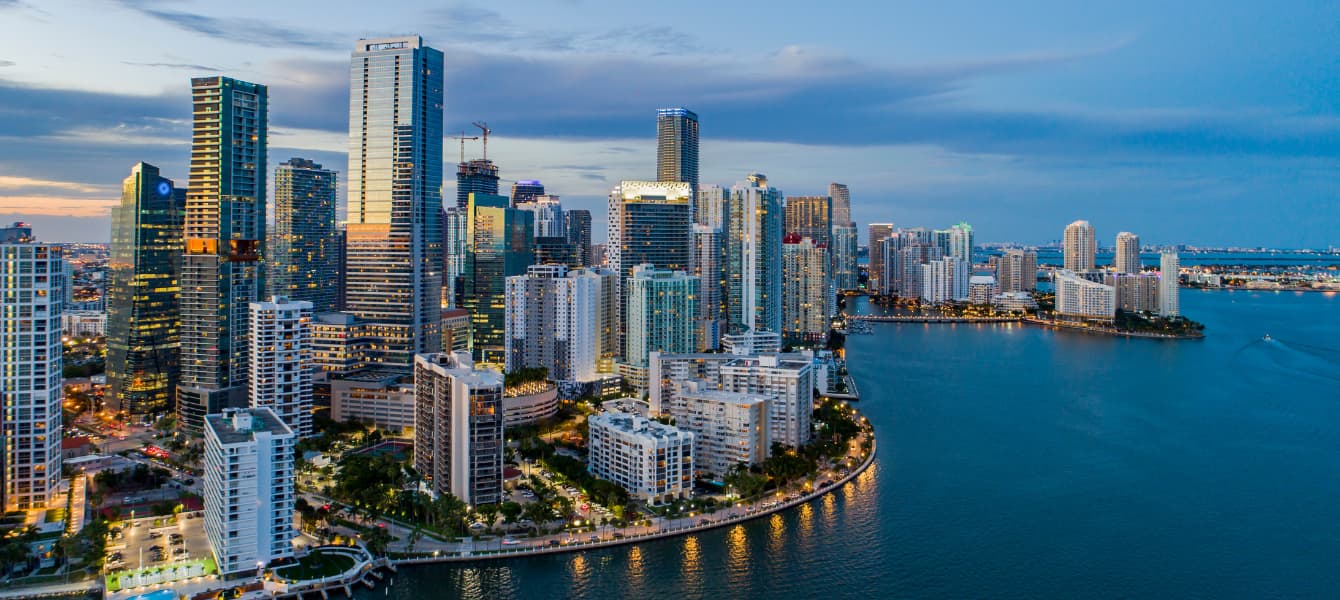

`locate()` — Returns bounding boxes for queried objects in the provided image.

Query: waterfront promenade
[849,315,1022,324]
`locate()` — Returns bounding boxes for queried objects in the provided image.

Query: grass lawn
[273,551,357,581]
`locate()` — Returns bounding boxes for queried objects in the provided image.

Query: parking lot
[105,512,211,573]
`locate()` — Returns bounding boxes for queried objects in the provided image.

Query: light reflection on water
[726,523,750,593]
[625,545,644,597]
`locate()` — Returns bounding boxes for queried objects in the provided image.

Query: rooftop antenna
[471,121,491,160]
[448,131,479,163]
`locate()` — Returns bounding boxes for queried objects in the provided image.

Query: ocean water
[367,289,1340,599]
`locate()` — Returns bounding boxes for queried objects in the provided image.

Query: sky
[1,0,1338,248]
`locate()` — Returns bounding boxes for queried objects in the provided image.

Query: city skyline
[2,2,1338,248]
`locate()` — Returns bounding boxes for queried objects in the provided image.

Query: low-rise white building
[668,381,770,479]
[203,407,296,576]
[968,275,999,305]
[588,411,693,504]
[993,292,1038,313]
[329,369,415,435]
[62,310,106,337]
[1055,270,1116,321]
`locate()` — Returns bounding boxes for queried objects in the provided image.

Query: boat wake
[1234,336,1340,385]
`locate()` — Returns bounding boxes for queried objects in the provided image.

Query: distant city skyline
[2,1,1339,247]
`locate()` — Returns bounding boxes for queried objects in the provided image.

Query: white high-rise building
[868,224,895,294]
[203,408,295,576]
[249,296,313,439]
[1063,220,1097,271]
[0,239,64,511]
[969,275,999,305]
[504,265,602,382]
[413,352,504,505]
[1055,270,1116,321]
[920,256,970,303]
[946,222,974,263]
[1160,251,1181,317]
[667,381,770,479]
[691,224,726,351]
[831,223,859,292]
[587,411,693,504]
[720,353,814,448]
[1115,232,1141,274]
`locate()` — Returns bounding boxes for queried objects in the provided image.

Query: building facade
[727,174,784,334]
[588,411,693,504]
[203,408,295,576]
[269,158,338,313]
[831,223,859,292]
[920,256,969,303]
[0,239,63,510]
[1160,251,1180,317]
[249,297,313,439]
[565,209,592,267]
[178,76,268,435]
[463,193,534,364]
[345,36,444,368]
[625,264,699,368]
[691,225,726,351]
[1063,220,1097,271]
[504,265,602,382]
[868,223,895,294]
[667,382,770,479]
[828,183,851,225]
[1115,232,1141,275]
[782,234,829,345]
[996,249,1038,293]
[107,162,184,417]
[607,181,693,357]
[656,107,699,189]
[1055,270,1116,321]
[413,352,504,505]
[455,159,499,210]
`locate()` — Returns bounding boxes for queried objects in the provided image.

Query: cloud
[114,0,344,50]
[0,175,107,194]
[121,61,221,72]
[0,60,14,68]
[420,5,700,55]
[0,196,115,217]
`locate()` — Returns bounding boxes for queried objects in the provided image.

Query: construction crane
[471,121,491,160]
[447,131,479,163]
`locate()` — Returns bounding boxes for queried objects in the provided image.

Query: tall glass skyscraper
[511,179,545,206]
[657,108,699,189]
[607,181,693,357]
[107,162,184,418]
[178,76,267,435]
[463,193,534,364]
[270,158,338,313]
[346,36,444,367]
[784,195,832,248]
[828,182,851,225]
[565,209,592,267]
[727,174,783,334]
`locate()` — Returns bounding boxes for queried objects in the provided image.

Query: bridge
[847,315,1023,324]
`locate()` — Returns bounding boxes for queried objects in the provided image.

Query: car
[148,545,163,552]
[613,533,625,539]
[149,531,162,538]
[548,540,560,546]
[588,535,599,542]
[501,538,521,546]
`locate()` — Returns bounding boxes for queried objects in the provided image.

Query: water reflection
[567,552,590,597]
[767,512,786,556]
[625,545,645,597]
[796,502,815,548]
[680,535,703,597]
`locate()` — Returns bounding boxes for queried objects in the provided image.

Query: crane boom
[447,131,480,163]
[471,121,491,160]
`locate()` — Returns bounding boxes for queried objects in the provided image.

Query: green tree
[499,501,522,524]
[362,526,392,555]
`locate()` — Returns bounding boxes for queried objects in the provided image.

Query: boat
[1263,334,1272,341]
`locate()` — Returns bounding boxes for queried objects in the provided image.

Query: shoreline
[389,433,878,567]
[1022,318,1204,340]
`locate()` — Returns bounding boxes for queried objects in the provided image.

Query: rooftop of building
[590,411,691,441]
[205,408,292,445]
[332,367,411,386]
[416,351,504,388]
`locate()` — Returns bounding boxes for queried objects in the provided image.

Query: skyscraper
[695,184,728,229]
[997,249,1039,293]
[510,179,545,206]
[178,76,268,435]
[346,36,444,367]
[727,174,784,334]
[504,265,602,382]
[413,352,504,505]
[1115,232,1141,274]
[784,196,833,248]
[518,195,564,238]
[919,257,970,303]
[1063,220,1097,271]
[868,223,895,293]
[626,264,699,368]
[249,296,313,439]
[270,158,339,313]
[1160,251,1181,317]
[782,234,829,345]
[107,163,184,418]
[0,236,63,510]
[443,208,468,309]
[828,183,851,225]
[565,209,592,267]
[946,222,974,263]
[607,180,693,357]
[456,159,500,210]
[692,224,726,351]
[656,107,699,189]
[464,193,534,363]
[832,223,859,292]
